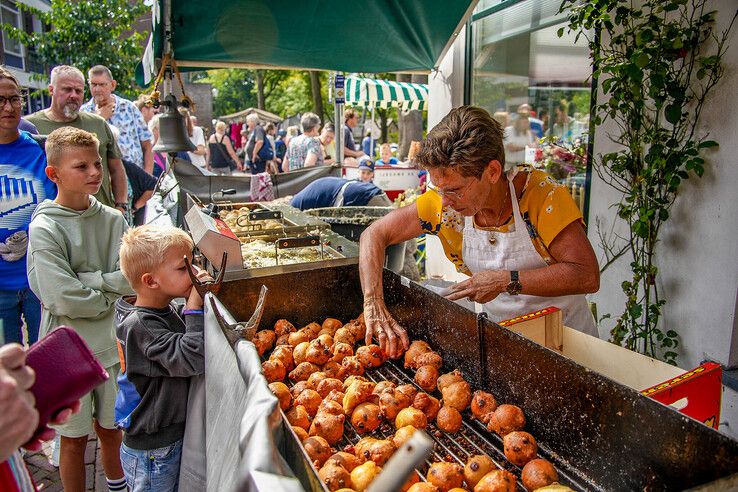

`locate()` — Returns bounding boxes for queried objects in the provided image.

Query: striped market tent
[345,76,429,111]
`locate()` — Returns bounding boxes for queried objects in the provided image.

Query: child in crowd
[115,224,209,491]
[375,143,398,166]
[27,126,132,492]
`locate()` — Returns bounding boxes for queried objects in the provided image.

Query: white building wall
[426,26,469,282]
[588,1,738,370]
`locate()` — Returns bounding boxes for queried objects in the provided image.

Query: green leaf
[635,52,650,68]
[699,140,719,149]
[672,38,683,49]
[666,330,678,338]
[665,104,682,124]
[557,27,565,38]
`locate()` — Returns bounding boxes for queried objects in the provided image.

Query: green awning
[138,0,476,85]
[345,76,428,111]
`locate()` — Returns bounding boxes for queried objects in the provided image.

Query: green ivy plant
[559,0,736,364]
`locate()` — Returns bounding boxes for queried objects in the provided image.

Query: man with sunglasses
[0,67,57,346]
[359,106,599,359]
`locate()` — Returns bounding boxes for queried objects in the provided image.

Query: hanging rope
[145,53,195,111]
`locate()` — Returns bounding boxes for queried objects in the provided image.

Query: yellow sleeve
[525,171,583,247]
[416,190,468,273]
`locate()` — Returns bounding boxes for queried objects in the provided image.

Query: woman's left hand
[444,270,509,304]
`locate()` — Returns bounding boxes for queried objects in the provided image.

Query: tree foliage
[561,0,736,364]
[2,0,148,98]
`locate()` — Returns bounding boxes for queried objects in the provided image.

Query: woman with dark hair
[359,106,600,358]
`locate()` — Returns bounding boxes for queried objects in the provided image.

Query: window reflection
[470,3,592,212]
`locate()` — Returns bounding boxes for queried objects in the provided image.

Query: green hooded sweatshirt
[27,197,134,367]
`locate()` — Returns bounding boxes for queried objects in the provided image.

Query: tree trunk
[377,108,389,144]
[309,71,324,119]
[255,70,265,110]
[397,74,427,160]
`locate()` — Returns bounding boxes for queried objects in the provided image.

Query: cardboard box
[499,306,563,351]
[502,307,722,428]
[184,205,242,271]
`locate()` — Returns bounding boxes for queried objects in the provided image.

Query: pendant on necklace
[488,235,497,245]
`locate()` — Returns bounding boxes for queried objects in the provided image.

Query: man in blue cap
[357,156,375,183]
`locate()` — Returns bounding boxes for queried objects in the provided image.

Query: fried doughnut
[292,341,310,366]
[288,329,311,347]
[261,358,286,383]
[304,435,332,467]
[274,319,296,337]
[317,398,343,416]
[275,333,291,346]
[252,330,276,356]
[331,342,354,363]
[317,333,335,348]
[306,339,333,366]
[310,411,346,445]
[270,345,295,372]
[354,438,396,466]
[350,460,381,492]
[407,483,440,492]
[327,451,362,472]
[395,406,428,430]
[343,380,375,415]
[289,361,321,382]
[333,327,355,346]
[379,388,413,420]
[307,371,328,388]
[521,458,558,490]
[464,454,496,489]
[341,356,365,377]
[441,380,472,412]
[286,404,310,431]
[290,380,314,399]
[471,391,497,423]
[409,351,443,370]
[319,462,352,491]
[322,317,343,334]
[373,380,396,395]
[503,431,537,466]
[487,404,525,436]
[323,361,345,379]
[343,375,369,391]
[415,365,440,392]
[356,344,386,368]
[436,405,462,433]
[392,425,417,449]
[412,392,440,420]
[426,462,464,492]
[268,381,291,411]
[317,378,345,398]
[404,340,432,368]
[437,369,465,393]
[302,321,322,338]
[295,389,322,417]
[292,425,309,442]
[323,390,345,407]
[473,470,516,492]
[351,402,382,434]
[395,384,418,402]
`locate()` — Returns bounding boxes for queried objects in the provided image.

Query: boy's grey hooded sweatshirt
[27,197,133,367]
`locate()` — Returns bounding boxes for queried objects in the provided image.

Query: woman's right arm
[359,203,424,358]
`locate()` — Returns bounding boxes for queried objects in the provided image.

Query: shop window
[468,0,593,215]
[1,0,24,70]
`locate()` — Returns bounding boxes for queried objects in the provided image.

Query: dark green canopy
[139,0,475,83]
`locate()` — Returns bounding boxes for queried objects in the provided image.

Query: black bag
[214,135,237,170]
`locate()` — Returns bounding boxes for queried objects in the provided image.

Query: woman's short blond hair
[215,120,227,132]
[120,225,194,287]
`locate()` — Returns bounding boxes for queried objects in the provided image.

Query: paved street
[24,436,107,491]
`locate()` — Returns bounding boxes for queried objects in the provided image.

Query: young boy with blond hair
[115,224,209,491]
[27,126,132,492]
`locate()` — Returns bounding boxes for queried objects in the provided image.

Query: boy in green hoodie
[27,126,133,492]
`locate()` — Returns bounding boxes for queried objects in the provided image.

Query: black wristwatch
[506,270,522,295]
[114,202,129,212]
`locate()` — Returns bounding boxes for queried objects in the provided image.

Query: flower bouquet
[533,136,587,181]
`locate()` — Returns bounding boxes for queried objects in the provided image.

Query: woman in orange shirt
[359,106,600,358]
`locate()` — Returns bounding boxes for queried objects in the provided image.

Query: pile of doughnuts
[257,316,561,492]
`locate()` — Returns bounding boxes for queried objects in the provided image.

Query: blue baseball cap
[358,157,374,172]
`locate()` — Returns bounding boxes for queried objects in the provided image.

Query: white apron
[461,175,597,336]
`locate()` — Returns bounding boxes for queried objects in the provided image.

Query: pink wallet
[25,326,109,442]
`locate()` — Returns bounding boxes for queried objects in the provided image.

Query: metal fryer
[214,264,738,491]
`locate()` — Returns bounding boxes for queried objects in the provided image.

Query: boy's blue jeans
[120,439,183,492]
[0,288,41,345]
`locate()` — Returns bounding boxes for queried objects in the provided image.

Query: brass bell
[153,94,196,153]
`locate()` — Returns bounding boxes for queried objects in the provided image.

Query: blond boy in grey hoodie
[27,127,132,492]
